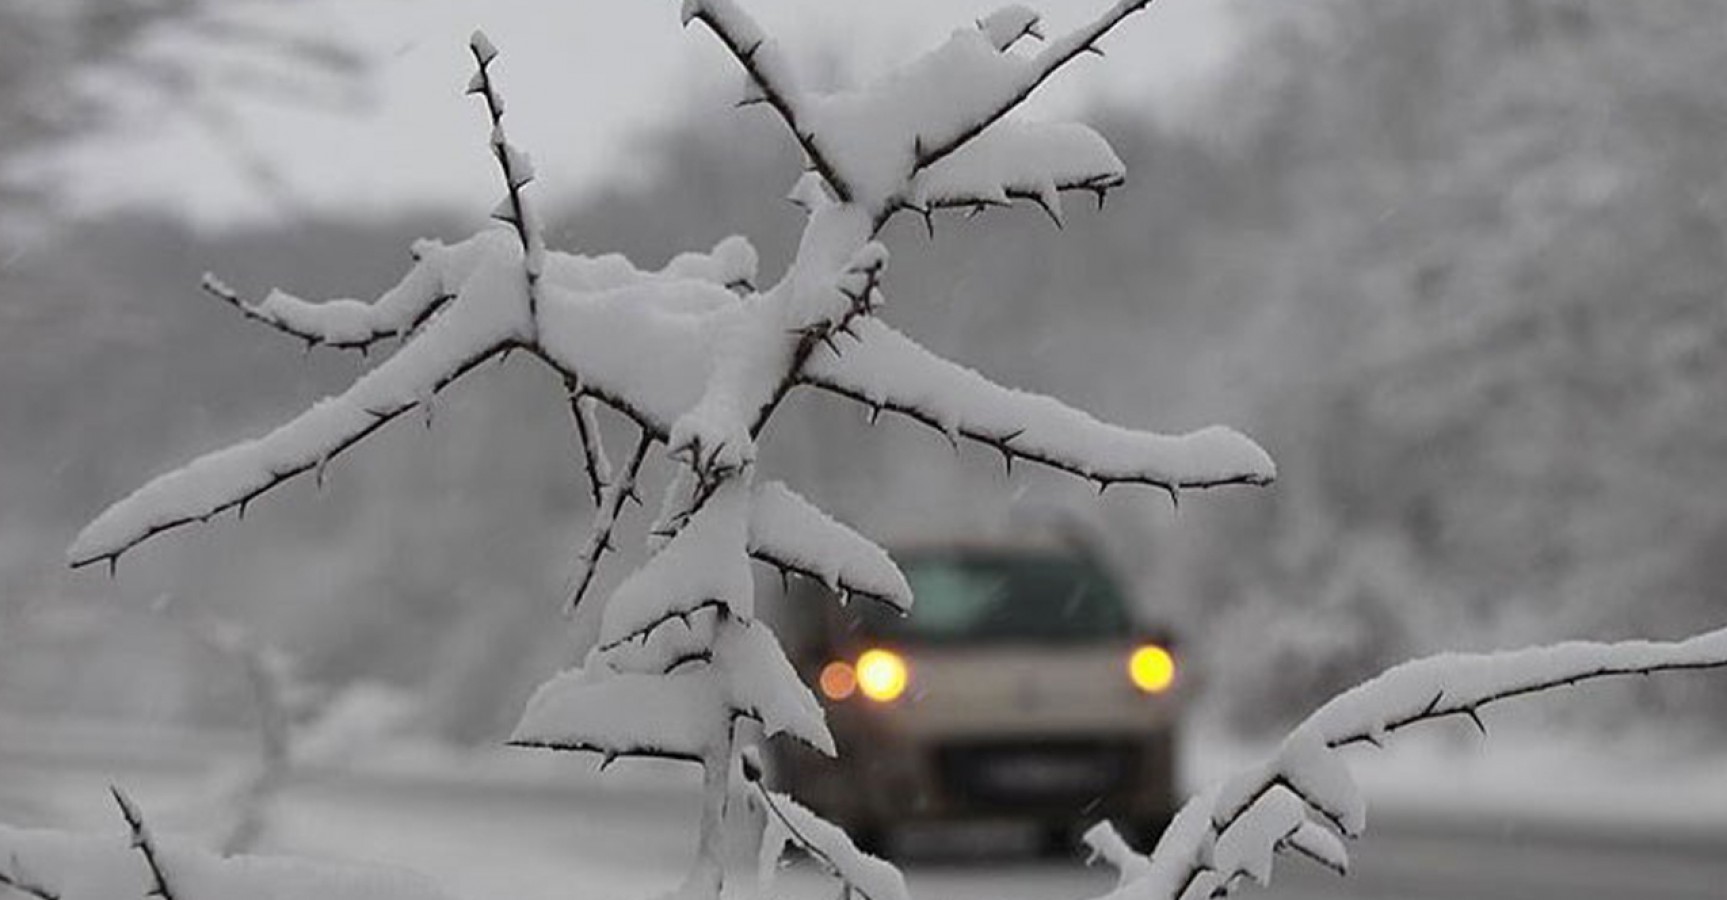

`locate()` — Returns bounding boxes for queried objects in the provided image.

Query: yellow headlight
[1129,644,1176,694]
[818,660,857,701]
[856,648,909,702]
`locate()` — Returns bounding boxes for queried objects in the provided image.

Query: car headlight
[1128,643,1177,694]
[818,660,857,701]
[855,648,910,702]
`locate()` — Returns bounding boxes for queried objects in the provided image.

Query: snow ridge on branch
[801,317,1274,497]
[1088,627,1727,900]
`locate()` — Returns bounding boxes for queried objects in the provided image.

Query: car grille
[935,739,1137,809]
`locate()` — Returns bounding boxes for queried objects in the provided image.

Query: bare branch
[565,379,613,508]
[565,430,654,615]
[682,0,853,202]
[110,787,178,900]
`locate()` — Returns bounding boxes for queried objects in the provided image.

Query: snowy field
[4,720,1725,900]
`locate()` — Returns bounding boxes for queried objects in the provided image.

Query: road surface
[4,740,1725,900]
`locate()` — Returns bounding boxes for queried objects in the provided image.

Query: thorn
[315,456,329,489]
[921,208,935,240]
[999,447,1015,476]
[357,343,369,359]
[778,566,791,593]
[1096,477,1113,495]
[820,332,841,356]
[1032,195,1064,229]
[1094,187,1109,210]
[1165,483,1182,510]
[867,403,883,425]
[1083,43,1106,58]
[238,498,249,520]
[1464,706,1488,736]
[108,556,118,578]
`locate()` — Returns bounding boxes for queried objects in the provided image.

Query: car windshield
[862,552,1130,644]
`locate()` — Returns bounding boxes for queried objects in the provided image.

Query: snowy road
[277,777,1727,900]
[6,747,1726,900]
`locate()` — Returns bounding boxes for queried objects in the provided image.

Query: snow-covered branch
[68,287,523,570]
[905,1,1159,183]
[468,29,547,324]
[746,481,911,612]
[898,119,1125,229]
[743,750,909,900]
[111,788,179,900]
[200,263,451,352]
[800,317,1275,498]
[681,0,853,202]
[1094,627,1727,900]
[565,383,614,508]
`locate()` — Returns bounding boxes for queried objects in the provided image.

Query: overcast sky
[53,0,1239,226]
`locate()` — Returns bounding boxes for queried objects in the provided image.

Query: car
[768,540,1182,856]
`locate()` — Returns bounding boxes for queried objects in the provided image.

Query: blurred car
[769,541,1182,855]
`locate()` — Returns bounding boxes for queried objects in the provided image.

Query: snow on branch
[905,1,1159,182]
[596,477,752,651]
[111,788,178,900]
[565,384,614,508]
[1094,627,1727,900]
[681,0,852,202]
[747,480,912,612]
[799,317,1275,497]
[513,617,832,761]
[68,272,529,570]
[201,263,452,353]
[743,750,909,900]
[468,29,547,312]
[902,119,1125,228]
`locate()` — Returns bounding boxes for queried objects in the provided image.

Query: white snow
[597,478,753,651]
[907,118,1124,221]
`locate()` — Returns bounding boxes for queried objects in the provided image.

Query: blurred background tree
[4,0,1725,744]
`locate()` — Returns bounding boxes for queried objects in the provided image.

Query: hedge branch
[110,787,179,900]
[681,0,852,202]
